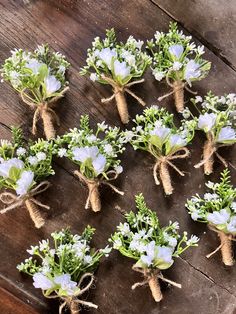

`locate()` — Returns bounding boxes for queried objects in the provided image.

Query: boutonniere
[126,105,196,195]
[80,29,151,124]
[186,169,236,266]
[191,92,236,174]
[17,226,111,313]
[0,128,54,228]
[147,22,211,112]
[110,194,199,301]
[55,115,125,212]
[1,44,70,139]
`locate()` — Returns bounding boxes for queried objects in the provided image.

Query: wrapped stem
[114,87,129,124]
[41,108,56,140]
[70,300,80,314]
[219,232,234,266]
[173,80,184,113]
[25,199,45,228]
[160,162,173,195]
[87,182,101,212]
[148,275,163,302]
[203,137,215,175]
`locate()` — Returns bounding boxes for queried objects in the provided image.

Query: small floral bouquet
[147,22,211,112]
[192,92,236,175]
[1,44,70,139]
[17,226,111,313]
[127,105,196,195]
[186,169,236,266]
[0,128,54,228]
[80,29,152,124]
[55,115,125,212]
[110,194,199,302]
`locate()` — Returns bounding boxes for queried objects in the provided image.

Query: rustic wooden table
[0,0,236,313]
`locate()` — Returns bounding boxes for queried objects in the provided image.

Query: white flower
[227,216,236,233]
[44,75,61,95]
[26,245,39,255]
[150,126,171,141]
[97,121,108,131]
[217,127,236,143]
[118,222,130,236]
[39,239,49,251]
[169,134,186,149]
[195,96,203,103]
[0,139,12,147]
[154,31,162,43]
[191,209,201,221]
[140,254,153,267]
[16,170,34,196]
[58,148,67,158]
[152,68,165,81]
[72,146,99,162]
[172,222,180,230]
[197,46,205,55]
[207,208,230,225]
[36,152,46,161]
[186,235,199,245]
[184,60,201,83]
[87,135,97,143]
[113,60,130,80]
[198,113,217,132]
[83,255,93,264]
[172,61,182,71]
[90,73,98,82]
[231,202,236,212]
[113,238,122,249]
[123,130,134,142]
[205,181,214,189]
[114,165,123,174]
[58,65,66,75]
[98,48,117,69]
[54,274,77,296]
[16,147,26,156]
[25,59,43,74]
[121,50,136,66]
[156,246,173,264]
[33,273,54,290]
[28,156,38,166]
[204,193,219,201]
[92,154,106,174]
[104,144,113,155]
[0,158,24,178]
[163,232,177,247]
[169,44,184,59]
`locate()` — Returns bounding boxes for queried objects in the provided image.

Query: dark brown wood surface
[0,0,236,313]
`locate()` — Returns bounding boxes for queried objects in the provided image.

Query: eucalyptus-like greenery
[80,28,151,86]
[186,169,236,234]
[55,115,125,180]
[17,226,111,297]
[110,194,199,270]
[0,127,54,196]
[1,44,70,104]
[146,22,211,85]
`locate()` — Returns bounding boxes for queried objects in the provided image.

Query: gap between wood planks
[149,0,236,72]
[1,121,236,301]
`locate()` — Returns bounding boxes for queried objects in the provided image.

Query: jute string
[20,87,69,139]
[149,145,190,195]
[74,170,124,212]
[0,181,51,228]
[101,75,145,124]
[132,266,181,302]
[44,273,98,314]
[206,225,235,266]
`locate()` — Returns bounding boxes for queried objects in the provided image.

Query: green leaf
[149,135,162,150]
[38,64,49,82]
[8,166,22,181]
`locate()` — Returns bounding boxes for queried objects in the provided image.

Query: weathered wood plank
[151,0,236,70]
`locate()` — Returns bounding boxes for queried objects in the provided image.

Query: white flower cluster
[127,105,196,156]
[193,93,236,144]
[56,115,125,179]
[186,169,236,234]
[110,194,199,270]
[17,227,111,297]
[147,22,211,85]
[2,44,69,101]
[80,28,151,86]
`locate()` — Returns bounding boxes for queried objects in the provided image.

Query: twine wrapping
[44,273,98,314]
[194,132,228,175]
[150,146,190,195]
[0,181,51,228]
[74,170,124,212]
[206,225,235,266]
[132,266,181,302]
[20,87,69,139]
[101,75,145,124]
[158,75,197,113]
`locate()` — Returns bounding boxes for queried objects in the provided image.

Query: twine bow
[100,75,146,106]
[0,181,51,213]
[131,266,182,290]
[74,170,124,209]
[20,87,69,135]
[206,225,236,259]
[44,273,98,314]
[150,146,190,185]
